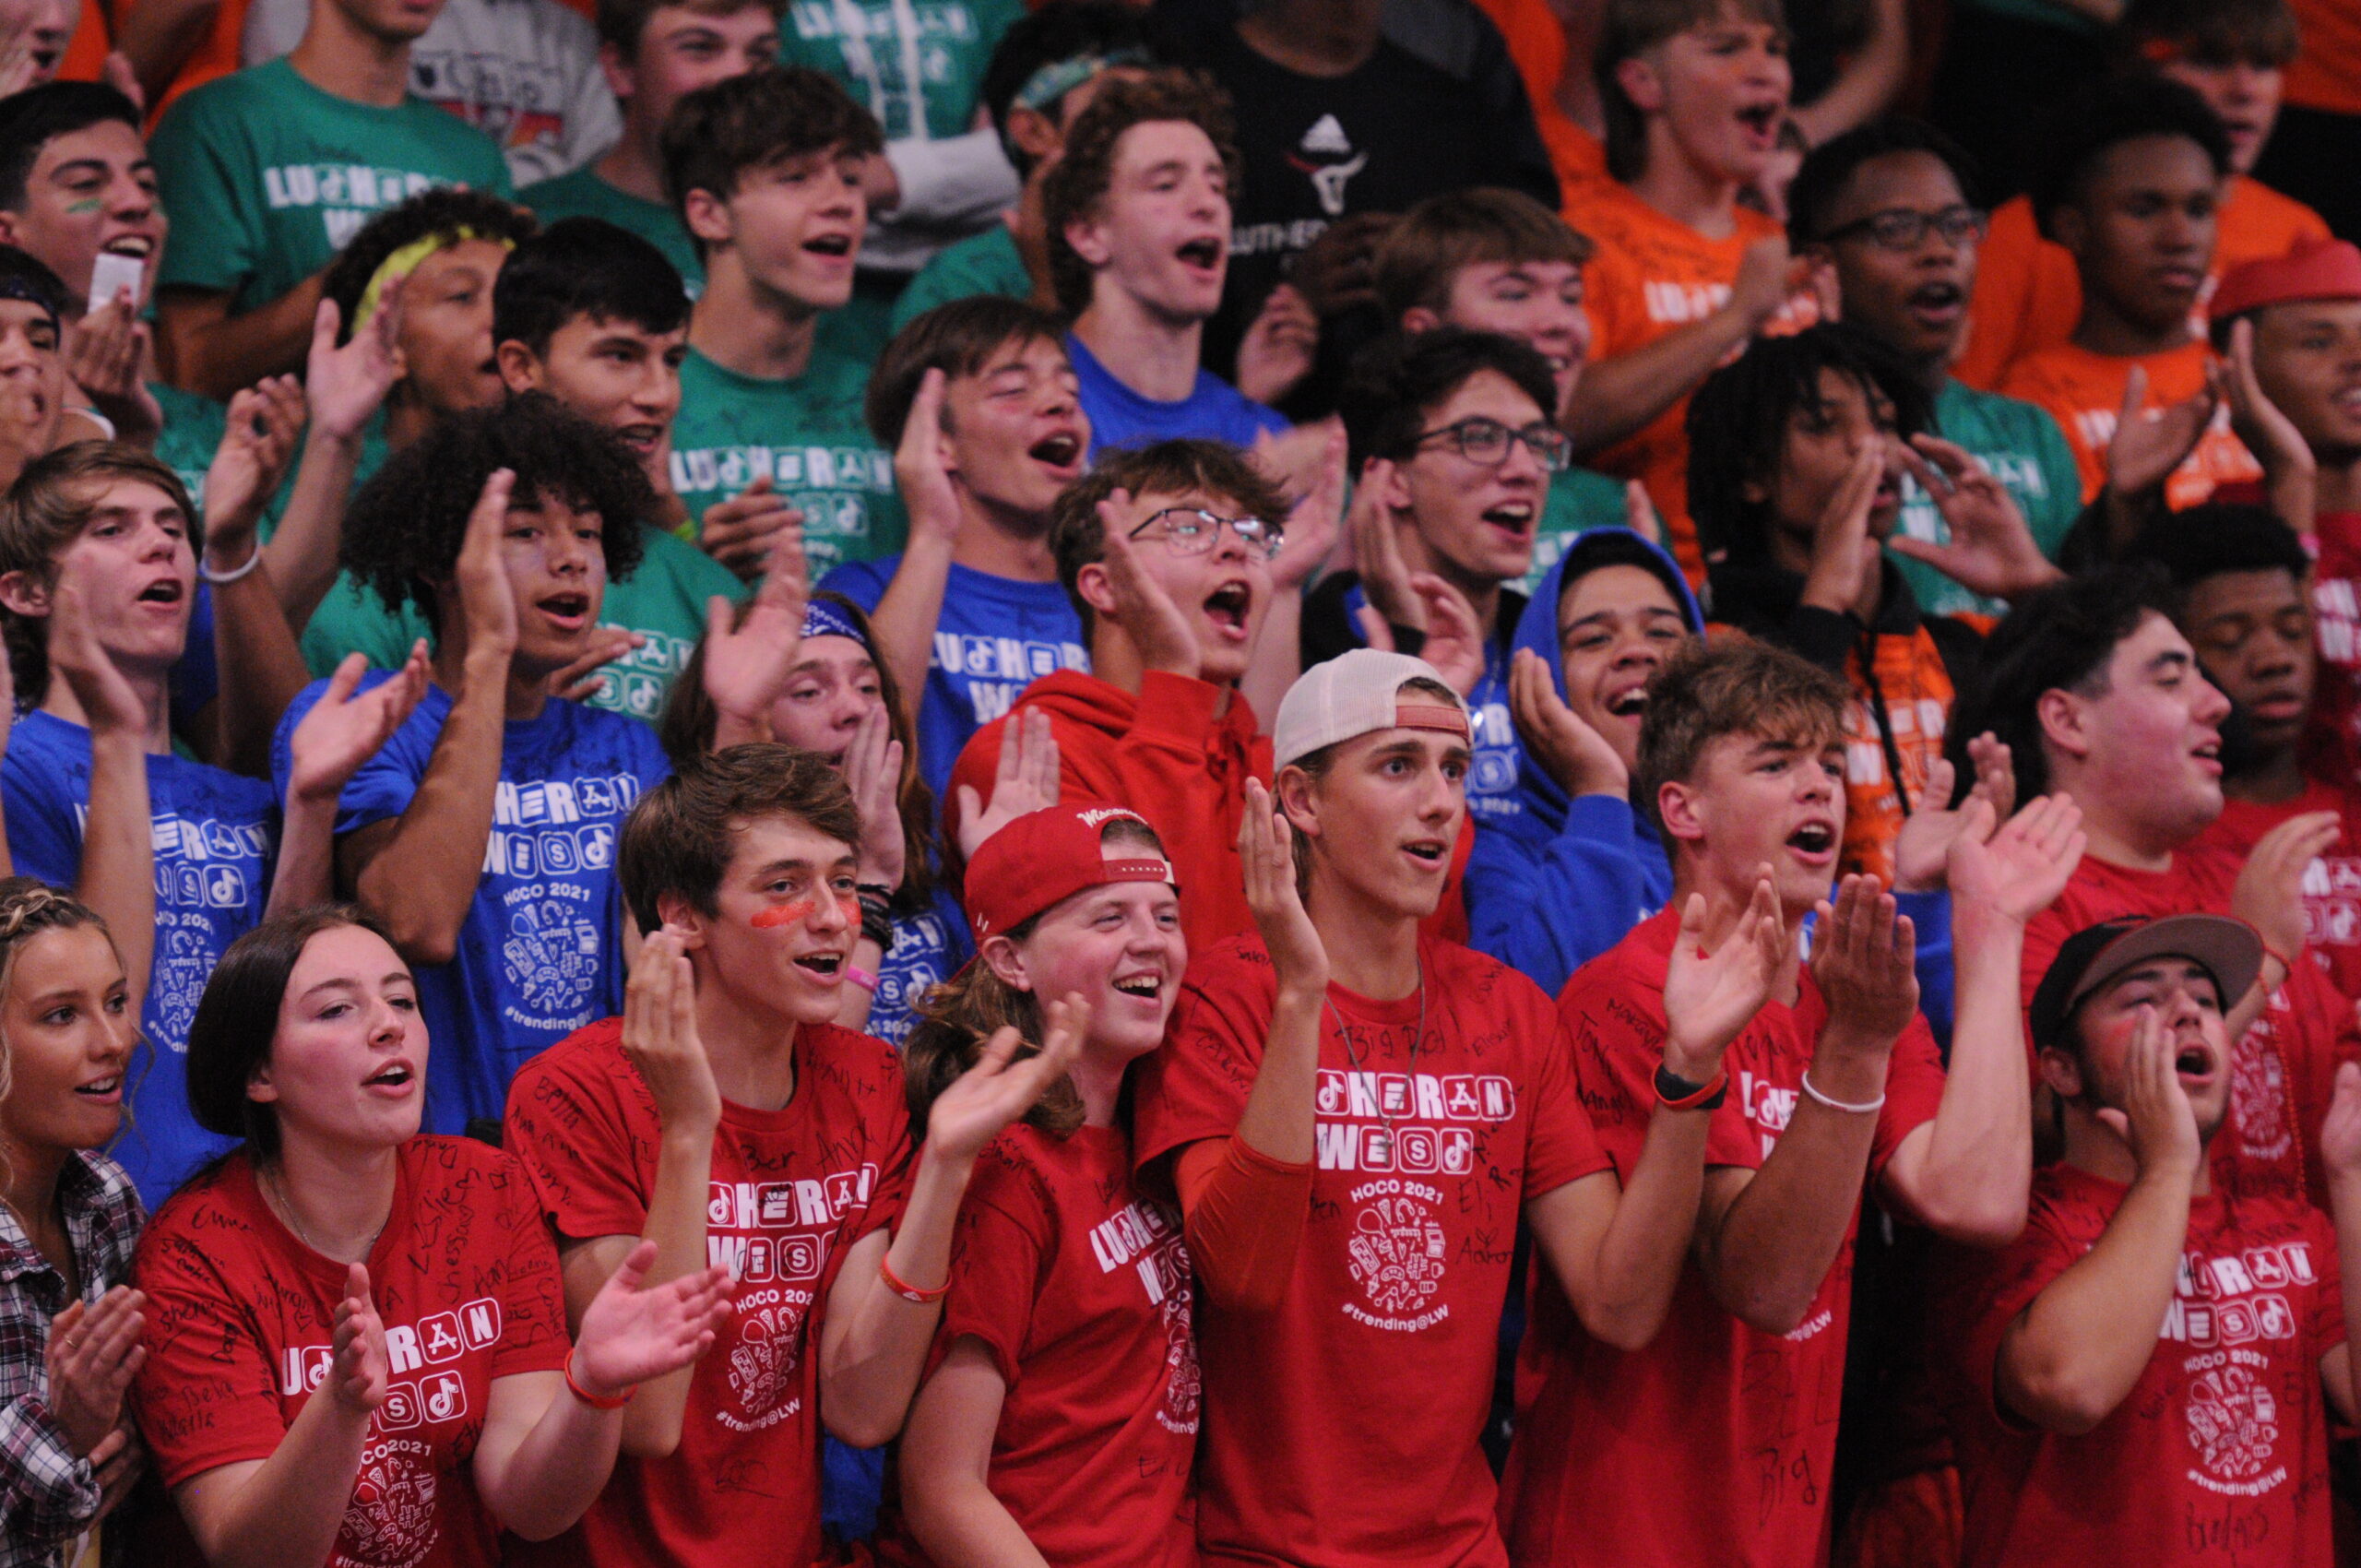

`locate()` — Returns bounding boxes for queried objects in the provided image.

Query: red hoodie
[947,670,1469,952]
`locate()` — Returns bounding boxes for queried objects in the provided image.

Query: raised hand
[1947,790,2085,925]
[288,647,430,803]
[545,625,644,704]
[1889,738,2019,894]
[1622,479,1666,548]
[926,994,1090,1162]
[1799,439,1885,614]
[454,469,521,659]
[1406,573,1485,697]
[2222,318,2315,487]
[1730,233,1797,333]
[699,477,804,582]
[1509,646,1626,798]
[304,291,400,445]
[48,568,146,740]
[43,1287,146,1457]
[2105,365,2216,502]
[623,927,722,1137]
[1287,212,1395,317]
[1346,457,1423,633]
[65,289,160,444]
[1235,282,1319,407]
[568,1241,736,1401]
[1267,422,1343,595]
[844,701,907,890]
[1240,778,1328,996]
[1095,491,1200,678]
[1809,874,1919,1056]
[699,546,809,738]
[203,376,308,554]
[2232,810,2340,975]
[2321,1060,2361,1182]
[2094,1004,2201,1179]
[894,368,963,545]
[956,707,1059,861]
[1662,870,1787,1079]
[328,1264,390,1415]
[1889,435,2064,602]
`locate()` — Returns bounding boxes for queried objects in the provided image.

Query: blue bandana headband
[1012,46,1150,113]
[801,599,867,646]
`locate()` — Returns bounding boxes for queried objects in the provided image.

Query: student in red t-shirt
[1501,636,2083,1568]
[501,743,1079,1568]
[1560,0,1822,581]
[877,802,1195,1568]
[1135,646,1788,1568]
[1952,566,2360,1208]
[128,906,732,1568]
[2131,505,2361,1003]
[1939,912,2361,1568]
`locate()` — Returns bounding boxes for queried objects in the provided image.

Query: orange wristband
[880,1253,948,1303]
[564,1348,634,1410]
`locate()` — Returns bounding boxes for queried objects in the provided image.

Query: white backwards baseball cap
[1273,648,1471,771]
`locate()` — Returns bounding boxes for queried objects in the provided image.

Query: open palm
[1662,876,1786,1072]
[572,1241,735,1396]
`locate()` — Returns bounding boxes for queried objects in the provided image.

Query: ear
[0,212,21,248]
[1074,559,1121,620]
[1006,104,1062,166]
[1614,53,1666,115]
[2035,1043,2084,1101]
[1401,305,1443,335]
[1655,778,1706,845]
[683,187,734,248]
[246,1059,279,1106]
[599,40,635,102]
[1379,457,1418,513]
[655,890,708,950]
[0,568,49,620]
[1275,763,1323,843]
[1738,472,1769,505]
[494,339,543,396]
[2035,687,2090,766]
[1063,213,1112,271]
[979,932,1031,992]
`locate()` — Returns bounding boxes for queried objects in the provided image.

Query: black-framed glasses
[1127,506,1285,558]
[1819,205,1987,252]
[1412,416,1572,473]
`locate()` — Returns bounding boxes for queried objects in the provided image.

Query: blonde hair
[0,878,121,1185]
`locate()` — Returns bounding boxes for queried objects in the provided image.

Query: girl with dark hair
[0,881,145,1568]
[662,582,977,1048]
[873,802,1196,1568]
[127,907,734,1568]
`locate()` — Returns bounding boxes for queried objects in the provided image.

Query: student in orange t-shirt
[1560,0,1821,584]
[1998,77,2260,517]
[1954,0,2329,392]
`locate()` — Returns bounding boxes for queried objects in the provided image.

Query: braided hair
[0,877,123,1184]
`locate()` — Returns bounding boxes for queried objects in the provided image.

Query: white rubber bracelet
[1799,1070,1886,1116]
[199,540,266,584]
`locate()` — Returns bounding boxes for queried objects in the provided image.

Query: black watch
[1654,1061,1727,1111]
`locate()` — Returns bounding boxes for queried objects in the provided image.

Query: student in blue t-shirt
[1038,69,1290,456]
[822,296,1091,800]
[0,443,429,1201]
[273,395,672,1134]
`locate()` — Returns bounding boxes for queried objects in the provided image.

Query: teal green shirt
[522,165,706,296]
[151,382,226,507]
[298,522,746,723]
[153,57,514,313]
[669,345,905,575]
[777,0,1024,142]
[890,224,1030,333]
[1892,378,2083,619]
[1515,466,1632,597]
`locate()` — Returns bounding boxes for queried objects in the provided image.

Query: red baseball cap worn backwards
[2211,236,2361,324]
[964,803,1176,940]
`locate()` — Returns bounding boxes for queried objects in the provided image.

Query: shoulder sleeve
[1573,227,1644,358]
[931,1153,1050,1385]
[150,89,261,295]
[817,558,891,612]
[271,676,425,836]
[1870,1015,1949,1181]
[0,746,85,887]
[1132,946,1273,1171]
[1521,998,1613,1198]
[129,1213,293,1487]
[1946,1200,2088,1428]
[503,1039,655,1242]
[476,1146,573,1378]
[848,1035,917,1249]
[2018,401,2086,543]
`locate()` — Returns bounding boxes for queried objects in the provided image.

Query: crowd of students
[0,0,2358,1562]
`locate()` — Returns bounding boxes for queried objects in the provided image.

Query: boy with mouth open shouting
[1501,636,2083,1568]
[1936,913,2361,1568]
[1133,647,1793,1568]
[503,744,1081,1568]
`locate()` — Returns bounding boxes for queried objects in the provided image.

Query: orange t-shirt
[1568,178,1820,582]
[1466,0,1607,198]
[1953,178,2331,391]
[1997,338,2260,506]
[2289,0,2361,116]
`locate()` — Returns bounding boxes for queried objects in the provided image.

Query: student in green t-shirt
[520,0,785,297]
[302,217,752,725]
[664,67,906,579]
[1377,186,1643,598]
[1788,118,2085,618]
[148,0,513,401]
[890,1,1152,335]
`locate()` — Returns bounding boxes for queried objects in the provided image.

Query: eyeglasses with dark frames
[1411,416,1572,472]
[1126,506,1286,558]
[1818,205,1987,253]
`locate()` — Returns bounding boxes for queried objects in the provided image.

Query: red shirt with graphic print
[2301,511,2361,797]
[1937,1163,2344,1568]
[501,1016,910,1568]
[1133,932,1610,1568]
[1499,906,1948,1568]
[2198,780,2361,1004]
[128,1139,572,1568]
[871,1122,1198,1568]
[2021,850,2361,1211]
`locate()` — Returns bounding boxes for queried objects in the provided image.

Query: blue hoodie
[1464,531,1957,1039]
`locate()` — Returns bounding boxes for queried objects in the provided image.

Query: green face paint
[63,198,101,215]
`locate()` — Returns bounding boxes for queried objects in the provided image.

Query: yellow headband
[350,227,515,337]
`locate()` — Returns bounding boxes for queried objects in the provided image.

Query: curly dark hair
[1039,68,1240,317]
[320,186,539,345]
[660,66,884,244]
[339,392,652,624]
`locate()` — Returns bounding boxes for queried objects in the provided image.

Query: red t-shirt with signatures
[2198,780,2361,1004]
[1938,1164,2344,1567]
[1133,932,1610,1568]
[871,1122,1198,1568]
[1501,906,1947,1568]
[128,1138,572,1568]
[2303,511,2361,798]
[501,1016,910,1568]
[2021,850,2361,1211]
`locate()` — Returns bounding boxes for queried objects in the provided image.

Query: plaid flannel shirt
[0,1151,143,1568]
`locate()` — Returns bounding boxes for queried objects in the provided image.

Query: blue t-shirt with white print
[1067,332,1287,457]
[273,673,670,1132]
[2,711,276,1201]
[821,555,1088,802]
[868,885,975,1051]
[1336,579,1522,824]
